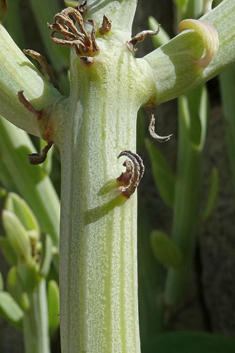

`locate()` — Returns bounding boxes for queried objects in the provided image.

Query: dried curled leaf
[117,150,145,198]
[47,6,99,58]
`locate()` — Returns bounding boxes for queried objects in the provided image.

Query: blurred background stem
[23,279,50,353]
[164,85,209,304]
[0,118,60,272]
[164,0,208,306]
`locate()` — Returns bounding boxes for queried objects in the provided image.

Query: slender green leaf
[173,0,188,12]
[150,231,184,269]
[47,280,60,336]
[64,1,78,7]
[0,118,60,255]
[0,271,3,291]
[5,192,40,236]
[0,186,7,197]
[164,85,209,306]
[201,168,219,222]
[39,234,53,278]
[148,17,170,48]
[179,85,208,148]
[7,266,24,308]
[23,279,50,353]
[146,139,175,207]
[17,260,41,293]
[0,236,17,266]
[2,210,32,264]
[6,267,31,312]
[0,291,24,330]
[20,292,30,312]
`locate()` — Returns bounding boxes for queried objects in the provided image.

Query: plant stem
[23,279,50,353]
[51,34,155,351]
[59,100,139,352]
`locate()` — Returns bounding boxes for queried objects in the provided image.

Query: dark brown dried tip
[126,26,161,51]
[18,90,43,120]
[28,141,54,165]
[117,150,145,198]
[99,15,112,35]
[148,110,173,142]
[47,5,99,56]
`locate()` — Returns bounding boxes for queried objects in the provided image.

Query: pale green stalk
[52,36,154,353]
[23,279,50,353]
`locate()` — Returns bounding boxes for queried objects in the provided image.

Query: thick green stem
[51,33,155,352]
[59,109,139,353]
[23,279,50,353]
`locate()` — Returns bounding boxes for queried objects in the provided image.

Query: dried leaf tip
[126,26,160,51]
[178,19,219,69]
[99,15,112,35]
[28,141,54,165]
[146,109,173,143]
[117,150,145,198]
